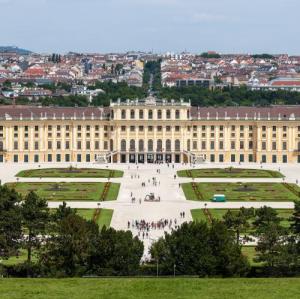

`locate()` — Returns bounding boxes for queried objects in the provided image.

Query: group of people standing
[128,218,180,239]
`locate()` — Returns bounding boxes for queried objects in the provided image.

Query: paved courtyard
[0,162,299,258]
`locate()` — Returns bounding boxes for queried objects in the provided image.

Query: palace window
[166,110,171,119]
[157,110,162,119]
[139,110,144,119]
[130,109,135,119]
[175,140,180,151]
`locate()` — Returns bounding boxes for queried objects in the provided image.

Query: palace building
[1,96,300,164]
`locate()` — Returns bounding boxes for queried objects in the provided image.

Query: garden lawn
[177,168,283,178]
[191,209,293,229]
[241,246,262,267]
[77,208,113,229]
[0,249,36,266]
[182,182,300,201]
[6,182,120,201]
[16,168,123,178]
[0,278,300,299]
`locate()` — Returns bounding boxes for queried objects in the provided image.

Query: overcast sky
[1,0,299,54]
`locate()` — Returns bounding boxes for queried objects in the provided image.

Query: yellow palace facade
[1,97,300,164]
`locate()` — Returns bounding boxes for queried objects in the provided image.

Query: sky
[0,0,299,54]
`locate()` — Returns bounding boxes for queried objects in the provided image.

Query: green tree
[88,227,144,276]
[223,208,254,244]
[39,213,98,277]
[253,206,281,232]
[0,186,22,260]
[150,221,249,277]
[254,223,286,271]
[21,191,49,264]
[53,201,76,222]
[200,52,221,59]
[290,200,300,234]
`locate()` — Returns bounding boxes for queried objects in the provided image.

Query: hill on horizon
[0,46,32,55]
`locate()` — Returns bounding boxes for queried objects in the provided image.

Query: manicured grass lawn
[77,208,113,229]
[97,209,114,229]
[182,182,300,201]
[241,246,261,266]
[76,209,95,220]
[191,208,293,231]
[0,278,299,299]
[0,249,36,266]
[6,182,120,201]
[178,168,283,178]
[16,168,123,178]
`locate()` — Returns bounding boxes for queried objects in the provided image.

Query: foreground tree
[21,191,49,264]
[0,186,22,260]
[87,227,144,276]
[39,213,98,277]
[150,221,249,277]
[39,209,143,277]
[255,223,287,272]
[253,206,281,232]
[223,208,254,244]
[290,200,300,234]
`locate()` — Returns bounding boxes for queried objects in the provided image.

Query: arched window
[139,139,144,151]
[139,109,144,119]
[111,110,114,120]
[148,110,153,119]
[175,110,180,119]
[166,139,171,151]
[0,141,3,150]
[130,139,135,151]
[121,109,126,119]
[166,110,171,119]
[148,139,153,151]
[175,139,180,151]
[121,139,126,151]
[110,139,114,151]
[187,110,190,119]
[157,110,162,119]
[157,139,162,151]
[130,109,135,119]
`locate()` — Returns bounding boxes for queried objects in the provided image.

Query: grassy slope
[5,182,120,201]
[0,278,299,299]
[16,168,124,178]
[182,182,300,201]
[177,168,283,178]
